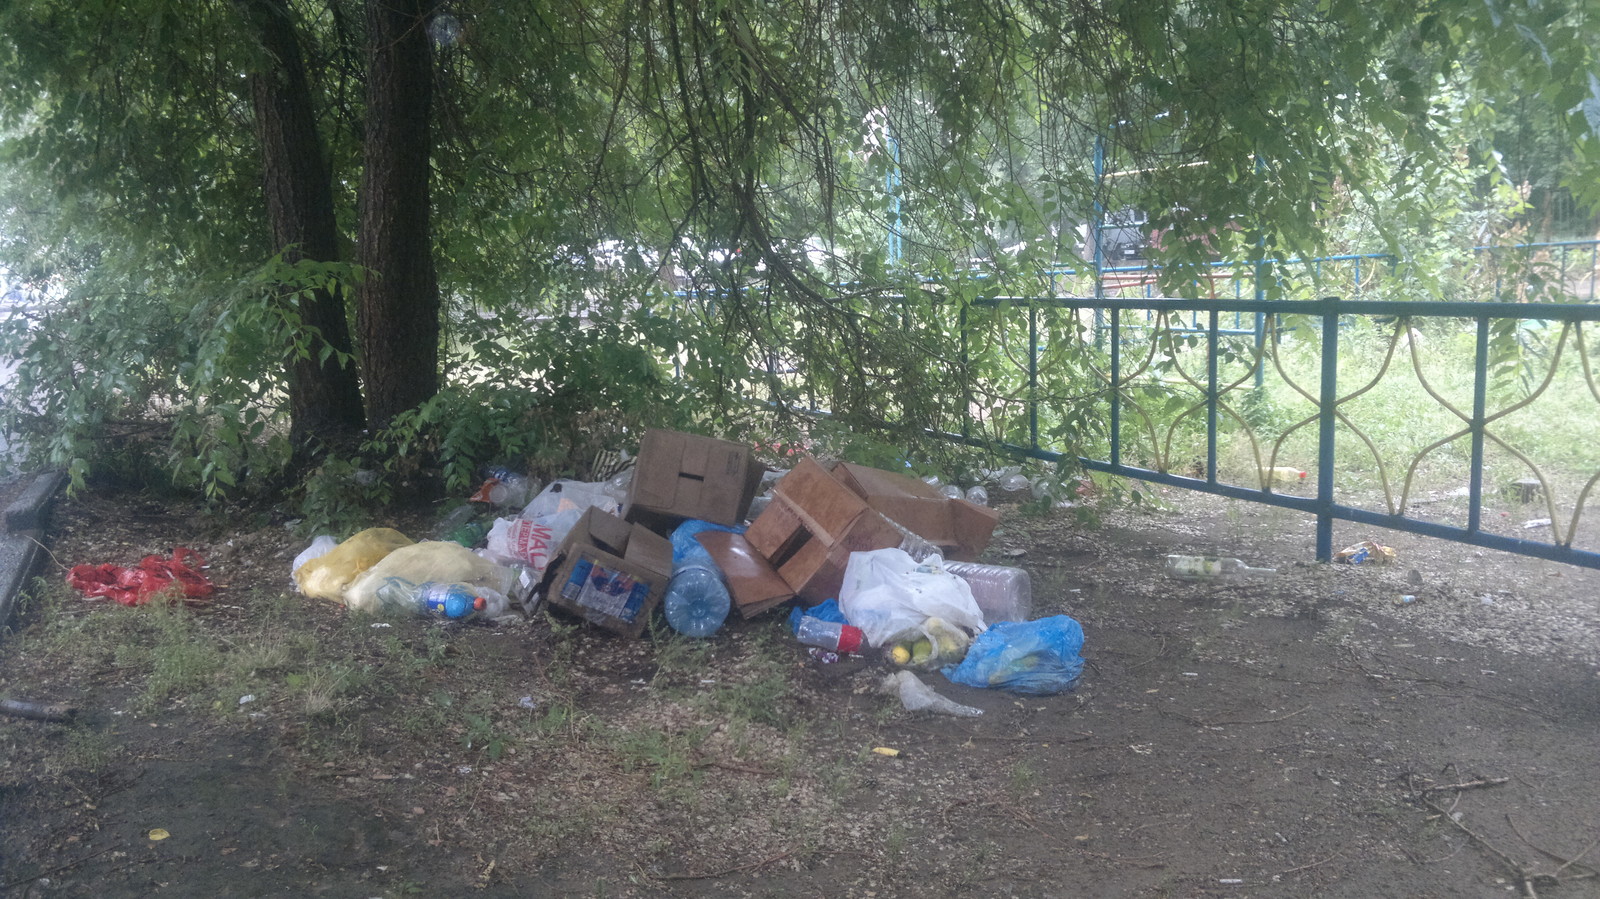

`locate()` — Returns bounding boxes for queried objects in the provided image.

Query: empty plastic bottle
[795,617,864,654]
[1164,554,1278,580]
[662,565,731,638]
[374,578,487,619]
[943,561,1032,622]
[484,467,534,507]
[964,485,989,506]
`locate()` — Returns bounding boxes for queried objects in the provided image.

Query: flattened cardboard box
[542,507,673,638]
[695,530,794,619]
[828,461,1000,561]
[625,429,764,529]
[743,456,903,603]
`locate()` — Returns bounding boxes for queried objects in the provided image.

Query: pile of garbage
[285,428,1088,714]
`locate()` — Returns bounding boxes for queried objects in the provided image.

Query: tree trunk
[235,0,367,456]
[356,0,441,429]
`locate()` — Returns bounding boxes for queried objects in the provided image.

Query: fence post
[1316,295,1340,562]
[1468,317,1490,535]
[1110,308,1121,468]
[1206,308,1220,485]
[1028,301,1040,451]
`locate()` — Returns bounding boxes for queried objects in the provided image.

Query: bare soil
[2,483,1598,898]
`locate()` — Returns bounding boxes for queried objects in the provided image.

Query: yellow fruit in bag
[294,528,414,602]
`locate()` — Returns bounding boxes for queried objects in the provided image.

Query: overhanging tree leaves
[0,0,1595,504]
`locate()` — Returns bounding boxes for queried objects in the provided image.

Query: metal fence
[948,295,1600,570]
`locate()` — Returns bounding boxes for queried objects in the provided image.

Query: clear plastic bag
[881,670,983,717]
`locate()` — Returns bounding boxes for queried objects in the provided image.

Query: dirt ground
[2,482,1598,898]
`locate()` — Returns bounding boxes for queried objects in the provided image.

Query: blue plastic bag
[941,615,1085,695]
[789,597,848,635]
[669,520,742,571]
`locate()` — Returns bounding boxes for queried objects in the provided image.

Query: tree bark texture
[356,0,441,429]
[235,0,367,450]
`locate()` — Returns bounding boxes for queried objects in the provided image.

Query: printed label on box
[561,558,649,623]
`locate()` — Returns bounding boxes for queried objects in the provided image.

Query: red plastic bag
[66,547,214,606]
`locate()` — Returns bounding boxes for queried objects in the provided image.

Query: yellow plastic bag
[344,541,518,614]
[293,528,414,602]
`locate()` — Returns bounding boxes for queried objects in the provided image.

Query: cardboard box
[541,507,673,637]
[828,461,1000,561]
[743,457,903,603]
[625,429,764,530]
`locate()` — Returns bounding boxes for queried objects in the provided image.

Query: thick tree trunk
[235,0,367,455]
[356,0,441,429]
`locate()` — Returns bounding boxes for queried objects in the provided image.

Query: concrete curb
[0,469,67,634]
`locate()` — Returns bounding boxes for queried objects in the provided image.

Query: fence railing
[949,295,1600,570]
[669,243,1600,570]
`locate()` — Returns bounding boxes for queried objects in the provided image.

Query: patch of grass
[613,726,705,791]
[48,724,121,776]
[1008,758,1040,796]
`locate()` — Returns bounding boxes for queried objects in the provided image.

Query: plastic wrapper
[68,547,213,606]
[1334,540,1396,565]
[293,528,413,602]
[881,670,983,717]
[942,615,1085,695]
[345,541,518,615]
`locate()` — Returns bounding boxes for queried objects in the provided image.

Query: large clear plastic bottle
[662,565,731,638]
[942,561,1032,622]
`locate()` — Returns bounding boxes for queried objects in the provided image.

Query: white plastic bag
[290,535,339,586]
[481,517,563,573]
[838,548,987,648]
[518,479,619,521]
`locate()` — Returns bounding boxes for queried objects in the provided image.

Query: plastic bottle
[485,467,535,507]
[1164,554,1278,580]
[434,503,479,538]
[965,485,989,507]
[998,473,1031,494]
[662,565,731,638]
[445,519,490,548]
[943,561,1032,622]
[795,617,864,654]
[374,578,487,619]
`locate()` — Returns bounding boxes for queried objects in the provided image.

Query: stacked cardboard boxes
[543,428,999,634]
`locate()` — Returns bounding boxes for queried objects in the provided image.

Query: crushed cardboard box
[828,461,1000,562]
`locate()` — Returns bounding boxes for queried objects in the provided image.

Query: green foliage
[2,0,1597,509]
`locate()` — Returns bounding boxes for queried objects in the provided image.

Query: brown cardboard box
[542,507,673,637]
[828,461,1000,561]
[625,429,764,530]
[743,457,903,603]
[695,531,795,618]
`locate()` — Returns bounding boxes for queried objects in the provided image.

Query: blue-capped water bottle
[374,578,486,619]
